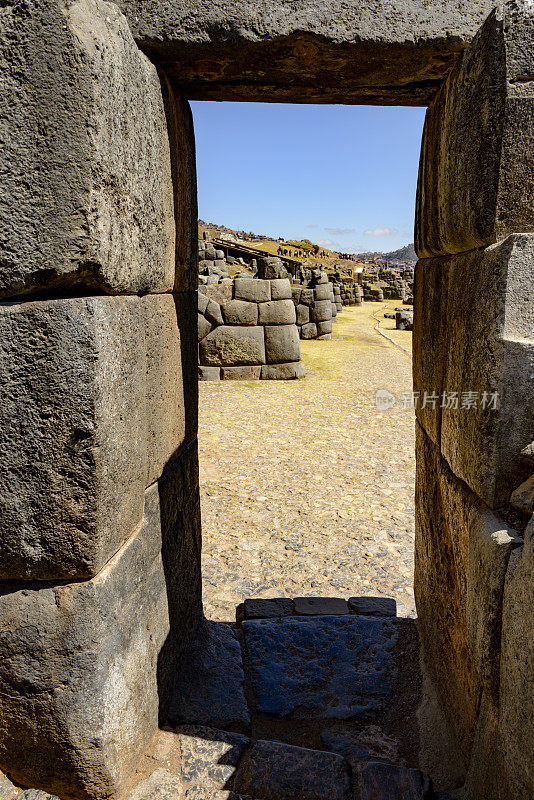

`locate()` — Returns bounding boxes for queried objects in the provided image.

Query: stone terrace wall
[413,6,534,799]
[291,281,336,340]
[198,278,304,380]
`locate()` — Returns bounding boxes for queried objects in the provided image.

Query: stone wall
[198,279,305,380]
[0,2,201,796]
[291,280,337,340]
[413,5,534,798]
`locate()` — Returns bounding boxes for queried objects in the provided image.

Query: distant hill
[356,243,416,263]
[383,243,417,262]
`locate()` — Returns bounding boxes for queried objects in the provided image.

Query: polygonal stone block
[198,366,221,381]
[234,740,350,800]
[258,299,297,326]
[264,325,301,364]
[414,423,480,756]
[297,304,310,325]
[198,313,213,341]
[200,326,266,366]
[234,278,270,303]
[0,0,175,297]
[221,366,261,380]
[0,296,147,580]
[270,279,292,300]
[413,257,450,446]
[466,506,522,703]
[300,322,318,339]
[311,300,333,323]
[222,299,258,326]
[0,485,170,798]
[416,5,534,257]
[261,362,305,380]
[440,235,534,506]
[143,294,186,487]
[498,518,534,800]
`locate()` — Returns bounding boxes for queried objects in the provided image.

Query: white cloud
[363,227,398,237]
[317,239,332,246]
[325,227,356,236]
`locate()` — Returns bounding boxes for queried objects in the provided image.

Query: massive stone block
[497,519,534,800]
[264,325,301,364]
[234,278,271,303]
[116,0,496,105]
[142,294,186,487]
[200,325,266,366]
[416,4,534,257]
[0,0,175,298]
[159,76,197,293]
[0,296,147,581]
[258,299,296,326]
[222,299,259,326]
[0,485,170,800]
[413,257,450,446]
[0,441,202,799]
[414,423,480,758]
[440,235,534,506]
[465,506,522,704]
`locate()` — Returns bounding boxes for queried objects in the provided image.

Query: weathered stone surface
[256,257,288,280]
[198,366,221,381]
[234,740,350,800]
[261,362,305,380]
[497,519,534,800]
[205,300,224,327]
[358,762,433,800]
[258,299,296,326]
[314,283,334,301]
[321,726,401,769]
[167,621,250,729]
[221,366,261,381]
[416,5,534,257]
[175,726,249,791]
[414,423,480,757]
[128,769,184,800]
[205,284,233,305]
[0,772,18,800]
[0,488,170,798]
[222,299,258,326]
[243,598,295,619]
[466,506,522,703]
[310,300,333,323]
[264,326,301,365]
[234,279,270,303]
[270,278,292,300]
[200,326,266,367]
[117,0,496,107]
[143,294,185,487]
[317,320,333,336]
[243,615,397,719]
[0,0,175,298]
[157,443,203,715]
[174,292,199,450]
[413,257,450,446]
[300,289,314,306]
[198,293,209,315]
[300,322,318,339]
[0,296,146,580]
[296,304,310,325]
[199,314,213,341]
[294,597,348,615]
[440,235,534,506]
[510,473,534,515]
[348,597,397,617]
[159,77,197,293]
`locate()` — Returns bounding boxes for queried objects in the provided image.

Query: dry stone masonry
[0,1,532,799]
[198,276,305,380]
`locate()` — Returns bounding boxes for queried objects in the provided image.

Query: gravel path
[199,302,416,622]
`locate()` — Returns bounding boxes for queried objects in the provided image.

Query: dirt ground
[199,302,416,622]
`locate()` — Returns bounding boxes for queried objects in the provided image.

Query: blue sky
[191,102,426,254]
